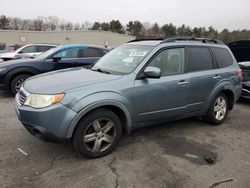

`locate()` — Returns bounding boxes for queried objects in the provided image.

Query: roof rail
[127,38,164,43]
[160,37,224,45]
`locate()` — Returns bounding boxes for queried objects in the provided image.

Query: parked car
[228,40,250,99]
[0,44,57,61]
[238,61,250,99]
[228,40,250,62]
[0,44,109,94]
[0,43,15,54]
[15,37,242,158]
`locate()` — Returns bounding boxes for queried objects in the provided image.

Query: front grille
[18,92,26,106]
[16,88,29,106]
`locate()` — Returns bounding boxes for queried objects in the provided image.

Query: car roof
[127,37,225,47]
[126,40,162,46]
[59,44,106,50]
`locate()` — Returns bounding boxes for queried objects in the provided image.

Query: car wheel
[73,108,122,158]
[10,74,30,94]
[204,93,228,125]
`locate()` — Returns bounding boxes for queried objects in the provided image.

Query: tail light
[236,68,242,80]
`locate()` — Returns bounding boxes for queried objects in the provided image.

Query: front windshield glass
[35,46,60,60]
[92,45,153,74]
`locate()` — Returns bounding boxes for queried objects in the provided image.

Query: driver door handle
[178,80,189,86]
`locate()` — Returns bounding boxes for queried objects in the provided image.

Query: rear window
[187,47,214,72]
[212,47,233,68]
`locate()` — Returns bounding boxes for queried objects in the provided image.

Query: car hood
[23,67,122,94]
[238,61,250,68]
[0,58,37,67]
[0,52,16,58]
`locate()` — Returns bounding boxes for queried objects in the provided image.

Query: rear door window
[187,47,214,72]
[212,47,233,68]
[79,48,104,58]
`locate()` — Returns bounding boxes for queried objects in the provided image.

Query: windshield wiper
[91,68,110,74]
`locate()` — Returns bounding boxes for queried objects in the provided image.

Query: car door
[185,46,222,113]
[45,47,84,71]
[18,45,37,59]
[129,47,189,123]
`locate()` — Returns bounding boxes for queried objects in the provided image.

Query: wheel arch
[66,101,132,139]
[6,67,41,87]
[206,82,236,112]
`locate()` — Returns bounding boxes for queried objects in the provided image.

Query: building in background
[0,30,135,48]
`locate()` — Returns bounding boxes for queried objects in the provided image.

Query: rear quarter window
[212,47,233,68]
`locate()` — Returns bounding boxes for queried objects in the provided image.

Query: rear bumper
[241,82,250,99]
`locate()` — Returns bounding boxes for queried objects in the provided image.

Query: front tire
[73,109,122,158]
[204,93,229,125]
[10,74,31,94]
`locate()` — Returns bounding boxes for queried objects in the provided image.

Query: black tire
[10,74,31,94]
[73,108,122,158]
[204,93,229,125]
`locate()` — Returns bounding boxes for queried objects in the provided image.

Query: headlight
[0,68,6,72]
[24,93,64,108]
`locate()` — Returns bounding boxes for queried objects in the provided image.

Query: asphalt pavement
[0,91,250,188]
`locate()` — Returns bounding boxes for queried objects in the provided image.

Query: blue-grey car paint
[16,41,242,140]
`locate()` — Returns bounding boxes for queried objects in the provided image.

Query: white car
[0,44,57,61]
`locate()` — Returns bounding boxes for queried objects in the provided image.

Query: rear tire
[10,74,30,95]
[204,93,229,125]
[73,108,122,158]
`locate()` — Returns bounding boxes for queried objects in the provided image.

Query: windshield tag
[129,52,147,57]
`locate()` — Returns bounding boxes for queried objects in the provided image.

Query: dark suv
[15,37,242,158]
[0,44,109,94]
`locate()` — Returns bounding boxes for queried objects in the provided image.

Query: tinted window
[21,46,36,53]
[212,47,233,68]
[80,48,103,57]
[187,47,213,72]
[37,45,55,52]
[148,48,185,76]
[54,48,79,58]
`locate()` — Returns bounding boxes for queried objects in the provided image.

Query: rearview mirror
[139,66,161,79]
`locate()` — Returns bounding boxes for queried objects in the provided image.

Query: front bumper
[241,82,250,99]
[15,97,77,142]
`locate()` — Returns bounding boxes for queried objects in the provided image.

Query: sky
[0,0,249,31]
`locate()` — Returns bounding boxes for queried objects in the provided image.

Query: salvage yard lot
[0,91,250,188]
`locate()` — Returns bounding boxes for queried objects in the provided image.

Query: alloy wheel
[83,118,116,153]
[214,96,227,121]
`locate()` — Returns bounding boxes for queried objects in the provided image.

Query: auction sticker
[129,52,147,57]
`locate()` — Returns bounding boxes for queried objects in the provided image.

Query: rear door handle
[213,75,221,79]
[178,80,189,86]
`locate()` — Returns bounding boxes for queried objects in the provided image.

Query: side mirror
[52,57,61,62]
[139,66,161,79]
[18,51,23,54]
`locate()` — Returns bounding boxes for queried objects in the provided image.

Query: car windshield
[92,45,153,74]
[35,46,60,60]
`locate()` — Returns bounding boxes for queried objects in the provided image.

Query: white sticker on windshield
[129,52,147,57]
